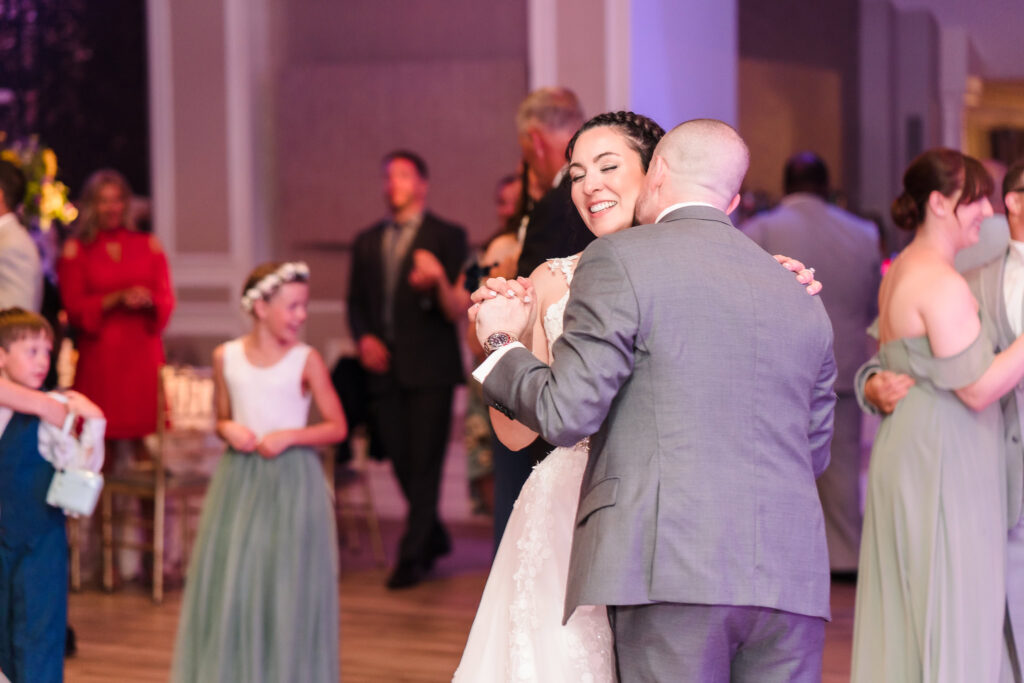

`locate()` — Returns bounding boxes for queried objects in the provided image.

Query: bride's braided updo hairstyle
[565,111,666,172]
[891,148,993,231]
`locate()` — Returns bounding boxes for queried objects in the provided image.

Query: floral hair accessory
[241,261,310,313]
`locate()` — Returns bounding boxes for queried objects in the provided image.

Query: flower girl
[171,261,347,682]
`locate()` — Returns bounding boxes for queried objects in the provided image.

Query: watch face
[485,332,515,353]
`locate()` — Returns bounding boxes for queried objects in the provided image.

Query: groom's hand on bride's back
[469,276,537,346]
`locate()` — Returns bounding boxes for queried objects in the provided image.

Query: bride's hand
[773,254,822,296]
[473,276,536,345]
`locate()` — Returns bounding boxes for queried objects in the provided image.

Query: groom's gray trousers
[609,603,825,683]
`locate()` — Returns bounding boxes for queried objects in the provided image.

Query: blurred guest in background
[0,160,42,312]
[850,149,1012,681]
[494,174,521,230]
[348,150,468,589]
[464,208,522,516]
[743,152,881,576]
[59,169,174,454]
[858,158,1024,674]
[58,169,174,583]
[514,87,594,275]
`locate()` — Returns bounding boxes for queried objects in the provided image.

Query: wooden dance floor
[63,516,856,682]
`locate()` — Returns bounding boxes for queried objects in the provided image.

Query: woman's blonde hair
[76,169,134,243]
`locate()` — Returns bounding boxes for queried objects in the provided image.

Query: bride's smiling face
[569,126,647,237]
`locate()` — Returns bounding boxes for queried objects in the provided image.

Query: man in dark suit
[348,150,468,589]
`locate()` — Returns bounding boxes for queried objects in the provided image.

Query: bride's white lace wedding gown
[454,256,616,682]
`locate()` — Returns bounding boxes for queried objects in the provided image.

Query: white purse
[46,468,104,517]
[44,407,105,517]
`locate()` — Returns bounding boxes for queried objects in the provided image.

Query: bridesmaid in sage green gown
[851,150,1024,681]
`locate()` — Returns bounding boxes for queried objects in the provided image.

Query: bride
[454,112,819,681]
[454,111,663,681]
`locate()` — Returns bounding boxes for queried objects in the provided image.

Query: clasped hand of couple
[469,276,537,346]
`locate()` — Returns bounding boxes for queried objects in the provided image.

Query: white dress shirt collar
[1009,239,1024,263]
[1003,240,1024,337]
[0,211,21,234]
[655,202,717,224]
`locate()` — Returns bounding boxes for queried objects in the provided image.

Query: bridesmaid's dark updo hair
[565,111,666,173]
[891,148,993,231]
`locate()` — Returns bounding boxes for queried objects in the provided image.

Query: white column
[146,0,176,254]
[939,27,969,150]
[527,0,559,90]
[604,0,631,111]
[626,0,738,128]
[528,0,737,126]
[857,0,897,226]
[147,0,272,339]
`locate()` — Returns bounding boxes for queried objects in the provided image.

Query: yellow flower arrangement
[0,133,78,231]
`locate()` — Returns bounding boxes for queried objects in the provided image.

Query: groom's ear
[647,155,667,193]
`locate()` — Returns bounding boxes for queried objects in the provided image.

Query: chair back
[158,365,217,474]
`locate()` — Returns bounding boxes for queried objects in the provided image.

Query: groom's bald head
[635,119,749,223]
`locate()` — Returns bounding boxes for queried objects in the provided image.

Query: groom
[471,119,837,681]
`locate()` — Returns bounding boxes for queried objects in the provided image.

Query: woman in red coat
[59,169,174,463]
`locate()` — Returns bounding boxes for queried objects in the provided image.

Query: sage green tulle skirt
[171,447,339,683]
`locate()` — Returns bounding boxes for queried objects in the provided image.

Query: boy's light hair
[0,308,54,350]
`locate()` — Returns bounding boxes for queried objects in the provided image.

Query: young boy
[0,308,103,683]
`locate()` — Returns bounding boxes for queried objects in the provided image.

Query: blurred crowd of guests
[3,86,1014,598]
[0,162,173,472]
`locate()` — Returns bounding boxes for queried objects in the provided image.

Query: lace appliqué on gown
[542,255,578,360]
[507,439,613,681]
[506,254,612,681]
[455,252,614,683]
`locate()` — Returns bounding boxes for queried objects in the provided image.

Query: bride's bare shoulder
[529,260,570,290]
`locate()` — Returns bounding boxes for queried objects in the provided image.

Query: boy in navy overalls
[0,309,102,683]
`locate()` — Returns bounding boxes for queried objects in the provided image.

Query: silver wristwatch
[483,331,518,356]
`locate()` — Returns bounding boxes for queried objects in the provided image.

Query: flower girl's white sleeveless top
[222,339,312,438]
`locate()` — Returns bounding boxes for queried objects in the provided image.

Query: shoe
[830,570,858,584]
[65,626,77,658]
[430,524,452,555]
[387,561,426,589]
[426,526,452,565]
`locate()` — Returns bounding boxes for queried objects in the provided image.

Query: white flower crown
[241,261,310,313]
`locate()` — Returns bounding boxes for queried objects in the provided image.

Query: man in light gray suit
[742,152,881,574]
[472,120,837,682]
[858,159,1024,679]
[0,161,42,312]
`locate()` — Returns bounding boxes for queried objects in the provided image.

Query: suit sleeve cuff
[472,342,526,383]
[854,361,882,416]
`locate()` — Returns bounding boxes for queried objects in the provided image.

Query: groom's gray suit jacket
[483,205,837,623]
